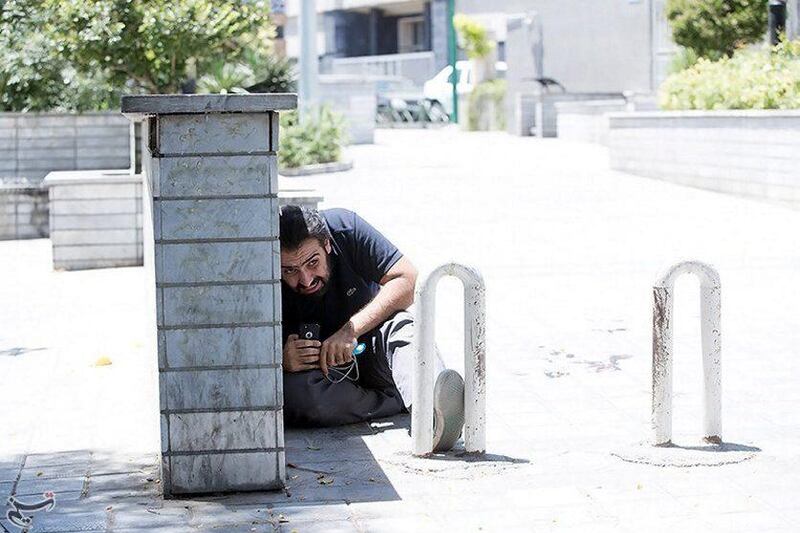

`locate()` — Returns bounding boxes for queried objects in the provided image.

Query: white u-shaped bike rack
[652,260,722,446]
[412,263,486,456]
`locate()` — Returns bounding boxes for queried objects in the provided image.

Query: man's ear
[324,238,332,254]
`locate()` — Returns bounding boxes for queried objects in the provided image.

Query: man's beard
[295,254,332,301]
[297,276,329,300]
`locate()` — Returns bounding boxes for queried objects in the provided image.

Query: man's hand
[320,324,356,376]
[283,334,321,372]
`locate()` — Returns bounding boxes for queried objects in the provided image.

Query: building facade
[278,0,681,93]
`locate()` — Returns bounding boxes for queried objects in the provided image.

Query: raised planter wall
[44,170,144,271]
[0,112,131,180]
[555,100,628,145]
[508,92,622,137]
[608,111,800,208]
[0,179,48,240]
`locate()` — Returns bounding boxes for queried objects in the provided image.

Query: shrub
[279,106,349,169]
[467,79,506,131]
[197,52,296,95]
[659,40,800,110]
[245,51,297,93]
[665,0,768,60]
[197,62,254,94]
[668,47,700,74]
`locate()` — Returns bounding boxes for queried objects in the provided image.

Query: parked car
[423,60,507,116]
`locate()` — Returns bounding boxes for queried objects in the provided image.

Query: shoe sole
[432,369,465,452]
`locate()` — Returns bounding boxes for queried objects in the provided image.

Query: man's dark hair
[279,205,329,251]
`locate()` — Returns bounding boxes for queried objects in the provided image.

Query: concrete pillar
[368,9,380,55]
[122,93,297,496]
[431,0,450,71]
[299,0,319,113]
[788,0,800,40]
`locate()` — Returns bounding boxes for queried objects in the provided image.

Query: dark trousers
[283,311,415,427]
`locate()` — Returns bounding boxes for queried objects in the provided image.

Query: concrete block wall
[509,92,622,137]
[534,93,623,138]
[555,100,628,145]
[0,180,48,240]
[318,74,376,144]
[44,170,143,270]
[0,113,131,180]
[608,111,800,208]
[123,94,297,496]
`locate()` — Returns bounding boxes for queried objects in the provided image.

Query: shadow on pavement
[661,441,762,453]
[0,346,46,357]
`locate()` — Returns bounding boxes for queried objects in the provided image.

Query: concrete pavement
[1,127,799,532]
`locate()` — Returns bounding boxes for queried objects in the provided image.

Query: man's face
[280,237,332,298]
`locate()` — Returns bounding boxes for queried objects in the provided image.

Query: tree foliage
[665,0,768,60]
[0,0,275,111]
[50,0,274,94]
[453,14,494,60]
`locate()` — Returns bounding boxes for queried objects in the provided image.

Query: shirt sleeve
[348,211,403,283]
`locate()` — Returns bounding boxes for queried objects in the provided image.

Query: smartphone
[299,323,320,341]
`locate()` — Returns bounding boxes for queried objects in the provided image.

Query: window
[398,16,426,53]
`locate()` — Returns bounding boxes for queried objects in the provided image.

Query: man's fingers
[300,354,319,363]
[288,334,299,342]
[336,347,349,366]
[319,344,329,375]
[297,347,320,357]
[294,340,321,349]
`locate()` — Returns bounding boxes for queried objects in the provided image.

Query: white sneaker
[432,369,465,452]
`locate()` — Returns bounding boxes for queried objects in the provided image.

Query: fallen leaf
[636,483,643,490]
[306,444,321,451]
[36,471,43,477]
[278,514,289,523]
[317,476,334,485]
[93,356,112,367]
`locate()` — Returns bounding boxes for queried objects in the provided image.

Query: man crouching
[280,206,464,451]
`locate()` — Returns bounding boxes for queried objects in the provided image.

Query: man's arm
[351,255,417,336]
[319,256,418,373]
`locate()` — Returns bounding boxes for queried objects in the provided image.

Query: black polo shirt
[281,209,403,344]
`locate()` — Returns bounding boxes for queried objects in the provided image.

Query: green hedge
[659,41,800,110]
[279,106,348,169]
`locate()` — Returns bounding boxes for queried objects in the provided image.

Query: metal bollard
[652,261,722,446]
[412,263,486,456]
